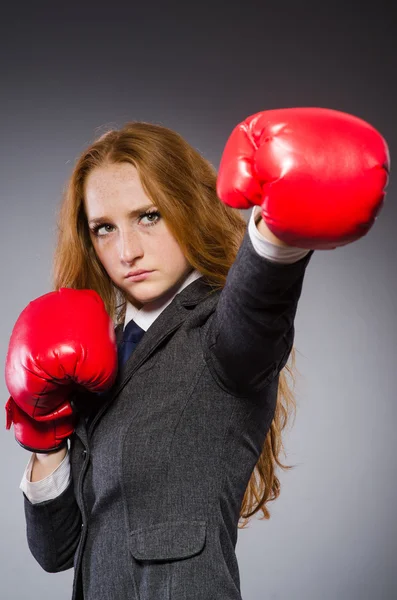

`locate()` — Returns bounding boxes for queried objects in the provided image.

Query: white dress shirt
[20,206,310,503]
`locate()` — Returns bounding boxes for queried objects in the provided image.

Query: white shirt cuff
[20,451,72,504]
[248,206,311,264]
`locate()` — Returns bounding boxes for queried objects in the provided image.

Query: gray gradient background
[0,2,396,599]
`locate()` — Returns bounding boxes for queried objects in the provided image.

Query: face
[84,162,192,310]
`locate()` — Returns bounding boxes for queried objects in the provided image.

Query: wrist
[30,446,67,482]
[34,444,68,462]
[255,212,292,247]
[34,445,68,463]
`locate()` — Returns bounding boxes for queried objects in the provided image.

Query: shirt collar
[124,269,203,332]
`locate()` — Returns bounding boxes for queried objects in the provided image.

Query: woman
[6,109,388,600]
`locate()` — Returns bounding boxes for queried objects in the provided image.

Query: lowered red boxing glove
[5,397,76,453]
[217,107,390,249]
[5,288,118,452]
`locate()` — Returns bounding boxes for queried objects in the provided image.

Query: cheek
[158,237,188,270]
[92,239,115,269]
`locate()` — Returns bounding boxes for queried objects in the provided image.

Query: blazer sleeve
[204,228,314,395]
[23,478,82,573]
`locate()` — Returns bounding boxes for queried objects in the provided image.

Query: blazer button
[81,449,87,458]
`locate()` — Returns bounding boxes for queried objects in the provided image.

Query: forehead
[84,162,149,206]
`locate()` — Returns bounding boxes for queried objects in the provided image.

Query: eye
[91,224,115,237]
[139,210,161,227]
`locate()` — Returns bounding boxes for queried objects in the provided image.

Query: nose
[118,229,144,264]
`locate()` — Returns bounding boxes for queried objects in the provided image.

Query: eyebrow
[87,204,156,226]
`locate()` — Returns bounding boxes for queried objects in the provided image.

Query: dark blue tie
[83,319,145,428]
[117,318,145,368]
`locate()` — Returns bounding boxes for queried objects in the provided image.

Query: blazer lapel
[86,277,217,434]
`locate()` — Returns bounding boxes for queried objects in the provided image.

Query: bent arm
[23,464,81,572]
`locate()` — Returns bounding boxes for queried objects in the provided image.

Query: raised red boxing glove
[5,288,118,452]
[216,107,390,249]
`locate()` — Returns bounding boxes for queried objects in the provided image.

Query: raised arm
[204,107,388,395]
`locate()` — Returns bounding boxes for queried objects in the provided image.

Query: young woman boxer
[6,108,389,600]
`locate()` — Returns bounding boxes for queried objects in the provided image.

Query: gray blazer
[24,230,313,600]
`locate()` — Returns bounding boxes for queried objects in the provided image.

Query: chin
[126,286,166,307]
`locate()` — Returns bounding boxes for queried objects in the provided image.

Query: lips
[124,270,153,282]
[125,269,151,278]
